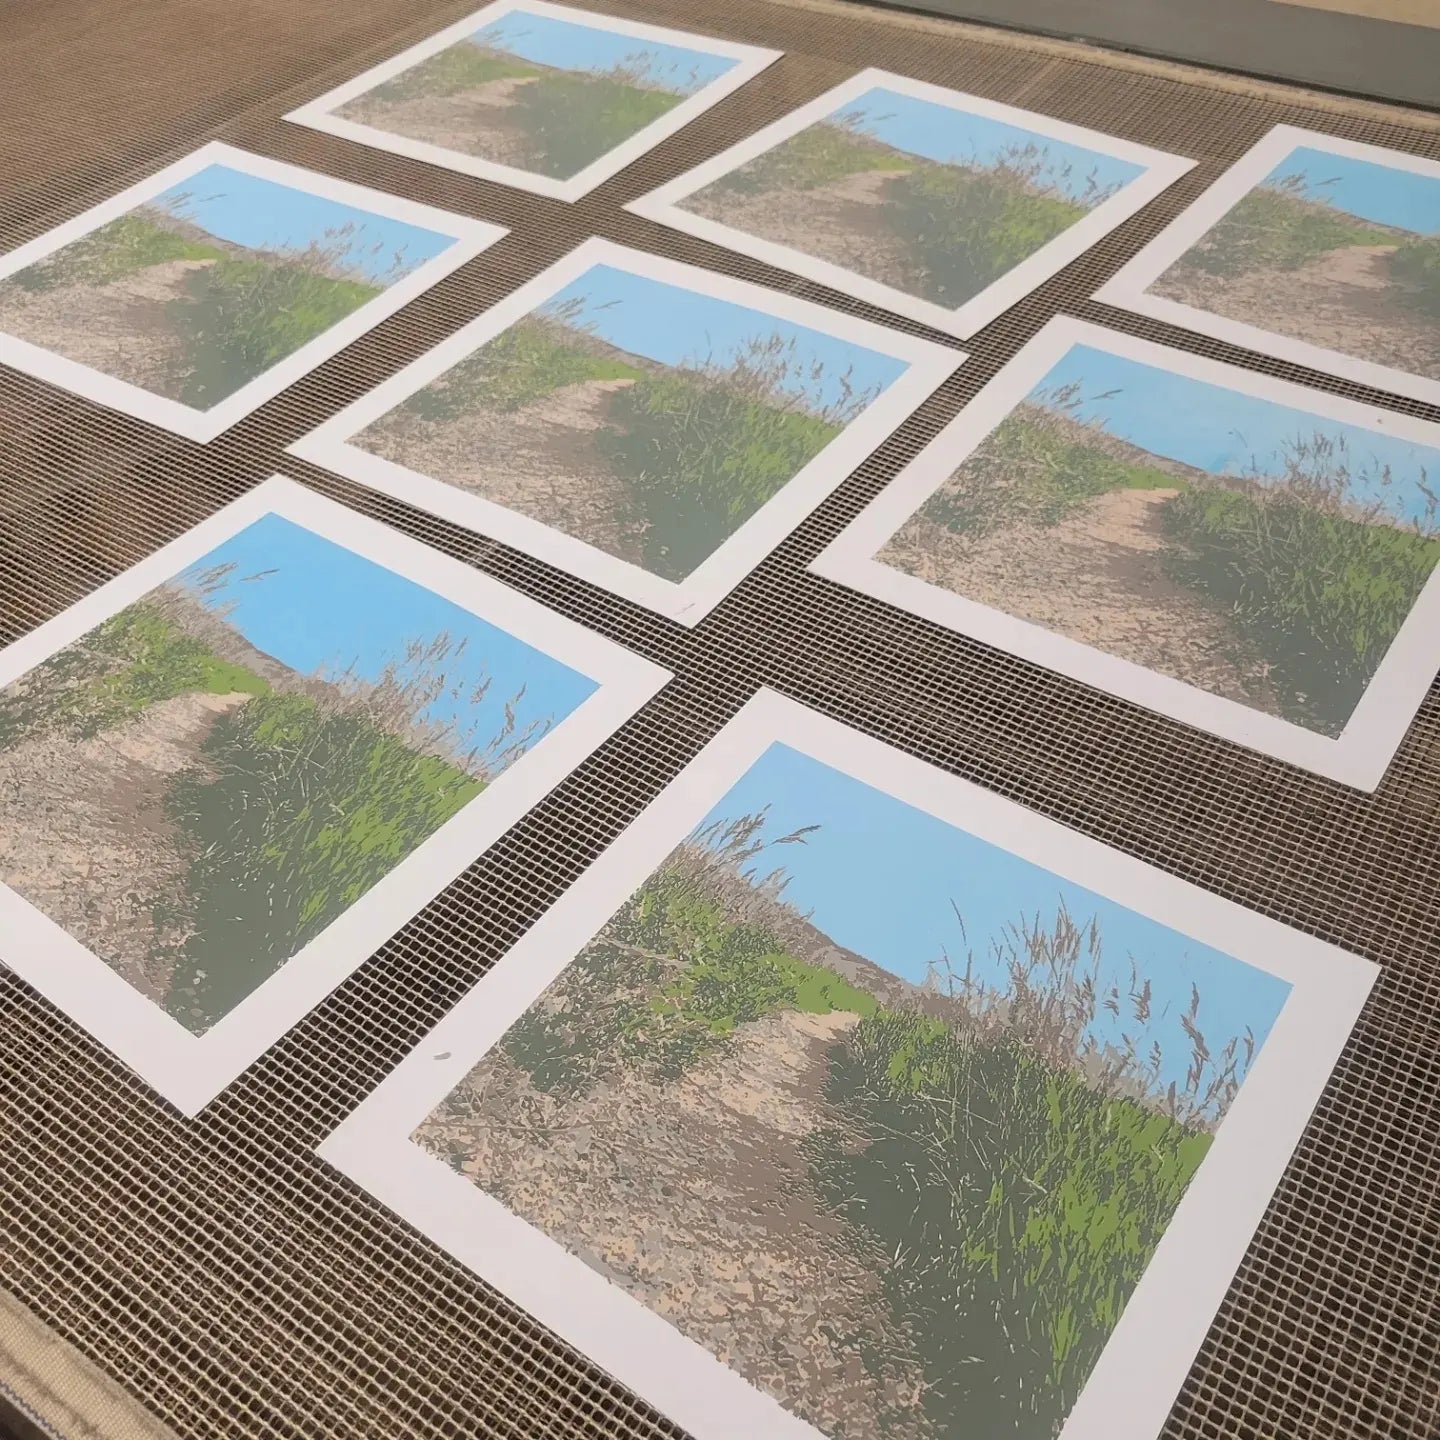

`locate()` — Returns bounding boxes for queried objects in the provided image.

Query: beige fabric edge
[812,0,1440,127]
[0,1287,178,1440]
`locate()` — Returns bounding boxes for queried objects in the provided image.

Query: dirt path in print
[1153,243,1440,381]
[421,1005,933,1438]
[688,167,924,296]
[0,690,251,1003]
[0,258,202,399]
[882,487,1280,712]
[338,75,538,168]
[357,377,646,565]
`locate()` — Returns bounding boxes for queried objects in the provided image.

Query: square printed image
[628,69,1192,336]
[292,239,958,621]
[812,318,1440,786]
[285,0,779,199]
[0,507,597,1035]
[324,694,1375,1440]
[0,143,495,438]
[1098,125,1440,406]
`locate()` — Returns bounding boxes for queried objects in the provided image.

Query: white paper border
[1096,124,1440,408]
[0,142,506,441]
[322,687,1377,1440]
[0,475,669,1114]
[284,0,782,202]
[626,67,1196,339]
[810,316,1440,791]
[289,235,962,625]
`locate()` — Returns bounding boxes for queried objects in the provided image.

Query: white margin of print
[625,67,1197,339]
[1095,124,1440,408]
[283,0,782,202]
[321,687,1377,1440]
[288,235,963,625]
[0,475,669,1115]
[0,142,505,442]
[810,315,1440,791]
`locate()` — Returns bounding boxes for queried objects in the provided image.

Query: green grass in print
[418,747,1290,1439]
[0,515,595,1032]
[879,343,1440,736]
[0,162,452,410]
[682,85,1146,310]
[353,267,907,584]
[334,11,737,180]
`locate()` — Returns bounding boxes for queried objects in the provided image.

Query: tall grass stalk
[1161,431,1440,734]
[922,385,1178,540]
[510,52,691,178]
[1176,173,1398,278]
[886,142,1107,306]
[600,331,876,579]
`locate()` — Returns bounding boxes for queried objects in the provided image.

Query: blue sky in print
[535,263,909,414]
[140,163,454,284]
[694,742,1292,1093]
[1262,145,1440,237]
[469,10,735,93]
[174,515,596,769]
[1031,343,1440,530]
[827,86,1145,206]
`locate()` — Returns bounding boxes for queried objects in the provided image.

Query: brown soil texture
[880,483,1281,713]
[355,376,647,566]
[338,73,538,167]
[1152,242,1440,381]
[0,258,201,399]
[0,689,251,1000]
[687,165,926,298]
[416,1005,934,1439]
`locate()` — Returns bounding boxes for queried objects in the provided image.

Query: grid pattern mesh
[3,1,1440,1437]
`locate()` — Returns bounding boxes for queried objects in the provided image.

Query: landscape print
[678,82,1146,312]
[0,514,596,1033]
[332,6,740,181]
[0,160,455,412]
[876,340,1440,737]
[415,740,1291,1439]
[1150,143,1440,381]
[348,261,908,582]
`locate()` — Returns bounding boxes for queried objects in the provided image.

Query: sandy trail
[880,485,1281,712]
[417,1004,933,1438]
[337,74,539,166]
[687,165,924,296]
[1153,242,1440,381]
[355,376,645,564]
[0,689,252,1003]
[0,258,204,398]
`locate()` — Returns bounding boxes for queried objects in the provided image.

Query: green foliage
[10,212,223,293]
[886,155,1088,307]
[163,691,484,1032]
[1389,234,1440,318]
[509,67,683,179]
[391,312,866,582]
[714,120,915,198]
[806,1009,1211,1435]
[503,859,874,1095]
[1,196,392,408]
[923,396,1180,540]
[494,810,1251,1435]
[171,256,380,408]
[400,313,642,422]
[0,601,268,747]
[364,42,541,104]
[599,368,841,579]
[1179,178,1397,278]
[1161,481,1440,735]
